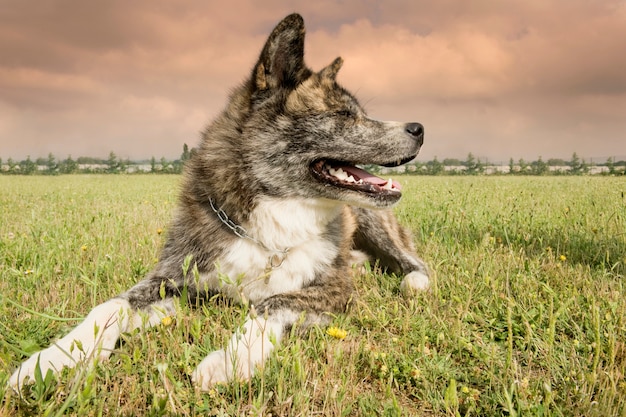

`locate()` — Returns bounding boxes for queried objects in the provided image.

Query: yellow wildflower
[559,255,567,262]
[157,228,163,235]
[161,316,173,327]
[326,326,347,340]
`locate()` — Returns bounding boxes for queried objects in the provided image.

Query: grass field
[1,175,625,416]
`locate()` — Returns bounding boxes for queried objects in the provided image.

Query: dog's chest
[204,198,344,304]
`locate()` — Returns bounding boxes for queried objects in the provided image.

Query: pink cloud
[0,0,624,161]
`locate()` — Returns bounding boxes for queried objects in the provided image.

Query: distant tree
[60,155,78,174]
[569,152,588,175]
[0,157,3,173]
[606,157,616,175]
[35,157,47,166]
[20,156,37,175]
[443,158,462,166]
[531,156,548,175]
[181,143,191,162]
[508,157,516,174]
[107,151,119,173]
[7,158,17,173]
[77,156,106,165]
[46,153,58,175]
[172,160,184,174]
[518,158,529,174]
[426,156,444,175]
[118,158,129,173]
[548,158,566,166]
[464,153,483,175]
[160,156,168,172]
[150,156,157,173]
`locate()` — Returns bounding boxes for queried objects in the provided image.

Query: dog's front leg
[192,309,297,389]
[351,207,430,294]
[193,269,353,390]
[10,283,176,391]
[9,298,132,390]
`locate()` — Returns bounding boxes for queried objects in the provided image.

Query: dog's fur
[10,13,429,391]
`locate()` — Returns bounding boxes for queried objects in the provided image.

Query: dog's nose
[405,123,424,146]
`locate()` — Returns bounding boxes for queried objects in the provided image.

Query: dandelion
[379,364,388,375]
[559,255,567,262]
[161,316,173,327]
[157,228,163,235]
[326,326,347,340]
[81,245,87,252]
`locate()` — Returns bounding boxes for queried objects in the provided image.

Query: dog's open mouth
[310,159,410,196]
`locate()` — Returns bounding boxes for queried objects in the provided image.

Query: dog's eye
[336,110,355,118]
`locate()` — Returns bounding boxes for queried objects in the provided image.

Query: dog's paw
[9,350,59,391]
[192,350,231,390]
[9,342,95,391]
[400,271,430,295]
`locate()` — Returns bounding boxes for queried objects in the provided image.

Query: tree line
[1,147,624,176]
[0,144,194,175]
[369,152,625,176]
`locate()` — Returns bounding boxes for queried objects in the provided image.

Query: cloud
[0,0,624,161]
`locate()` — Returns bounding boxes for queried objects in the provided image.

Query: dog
[10,13,429,391]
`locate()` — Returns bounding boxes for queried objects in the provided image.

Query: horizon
[2,151,625,166]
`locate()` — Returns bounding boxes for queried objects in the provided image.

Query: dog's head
[221,14,424,210]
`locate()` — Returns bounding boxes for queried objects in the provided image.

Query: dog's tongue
[341,165,402,190]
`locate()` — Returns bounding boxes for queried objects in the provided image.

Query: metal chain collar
[208,197,290,268]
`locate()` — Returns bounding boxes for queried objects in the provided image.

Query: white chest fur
[203,198,343,305]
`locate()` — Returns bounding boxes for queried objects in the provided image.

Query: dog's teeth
[384,179,394,190]
[346,175,356,183]
[330,167,349,181]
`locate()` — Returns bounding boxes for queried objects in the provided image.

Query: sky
[1,0,625,163]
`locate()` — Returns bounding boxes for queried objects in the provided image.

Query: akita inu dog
[10,13,429,391]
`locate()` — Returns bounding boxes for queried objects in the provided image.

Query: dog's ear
[253,13,310,91]
[319,57,343,81]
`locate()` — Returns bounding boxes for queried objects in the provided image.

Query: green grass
[1,175,625,416]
